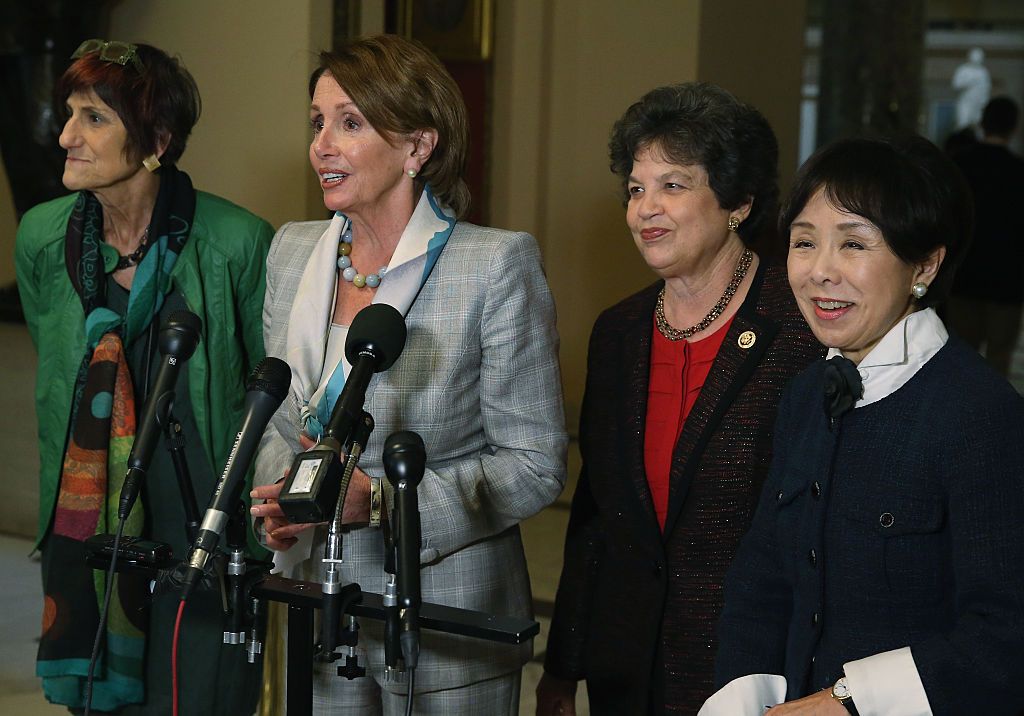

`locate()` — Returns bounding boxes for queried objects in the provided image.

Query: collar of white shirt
[825,307,948,408]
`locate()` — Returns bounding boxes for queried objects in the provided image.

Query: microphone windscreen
[159,310,203,359]
[383,430,426,486]
[246,356,292,400]
[345,303,407,372]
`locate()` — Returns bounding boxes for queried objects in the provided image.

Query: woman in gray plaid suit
[250,35,567,715]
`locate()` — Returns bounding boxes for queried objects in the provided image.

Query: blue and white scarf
[285,186,455,439]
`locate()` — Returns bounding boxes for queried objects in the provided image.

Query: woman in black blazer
[709,135,1024,716]
[537,83,821,715]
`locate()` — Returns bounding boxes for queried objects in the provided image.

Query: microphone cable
[171,599,186,716]
[82,516,126,716]
[405,666,416,716]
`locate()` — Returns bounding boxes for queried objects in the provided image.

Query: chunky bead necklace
[655,248,753,341]
[336,227,388,289]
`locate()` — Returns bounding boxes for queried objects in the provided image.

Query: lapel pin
[737,330,756,349]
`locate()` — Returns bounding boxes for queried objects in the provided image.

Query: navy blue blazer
[714,337,1024,715]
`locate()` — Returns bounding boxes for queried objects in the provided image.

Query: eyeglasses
[71,39,144,72]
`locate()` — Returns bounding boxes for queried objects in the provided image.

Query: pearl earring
[912,282,928,299]
[407,169,417,178]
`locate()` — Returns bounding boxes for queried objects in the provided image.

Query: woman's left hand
[299,433,372,524]
[766,690,847,715]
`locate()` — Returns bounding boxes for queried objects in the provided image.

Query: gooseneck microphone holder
[319,411,374,664]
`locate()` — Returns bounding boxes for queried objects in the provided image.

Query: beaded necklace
[336,226,388,288]
[655,248,753,341]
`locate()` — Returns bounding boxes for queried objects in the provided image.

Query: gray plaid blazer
[255,219,568,693]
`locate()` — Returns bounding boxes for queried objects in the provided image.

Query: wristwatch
[831,676,860,715]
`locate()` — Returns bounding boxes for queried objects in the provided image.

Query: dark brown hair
[609,82,779,243]
[310,34,470,217]
[57,43,201,166]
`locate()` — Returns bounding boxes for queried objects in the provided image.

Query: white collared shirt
[827,307,948,409]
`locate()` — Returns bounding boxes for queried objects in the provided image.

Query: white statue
[952,48,992,129]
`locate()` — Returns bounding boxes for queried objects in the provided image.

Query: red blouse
[644,313,734,529]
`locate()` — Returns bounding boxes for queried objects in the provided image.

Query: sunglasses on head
[71,39,143,72]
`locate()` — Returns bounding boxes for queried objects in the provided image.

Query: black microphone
[383,431,426,669]
[119,311,202,521]
[181,357,291,600]
[324,303,407,448]
[278,303,407,524]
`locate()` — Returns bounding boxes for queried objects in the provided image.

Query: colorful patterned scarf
[37,166,196,710]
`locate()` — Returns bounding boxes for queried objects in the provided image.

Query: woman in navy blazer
[710,135,1024,716]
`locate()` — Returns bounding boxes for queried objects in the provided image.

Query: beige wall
[108,0,332,227]
[0,0,807,433]
[491,0,806,428]
[698,0,808,187]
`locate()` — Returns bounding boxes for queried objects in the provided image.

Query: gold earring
[143,154,161,172]
[727,216,740,232]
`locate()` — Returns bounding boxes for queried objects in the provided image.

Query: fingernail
[250,506,260,515]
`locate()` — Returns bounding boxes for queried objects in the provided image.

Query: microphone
[324,303,407,449]
[278,303,407,524]
[181,357,291,600]
[383,430,426,669]
[119,310,202,521]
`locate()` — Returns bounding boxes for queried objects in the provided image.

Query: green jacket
[15,191,274,548]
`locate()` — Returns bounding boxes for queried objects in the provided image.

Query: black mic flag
[119,310,202,521]
[182,356,291,599]
[278,302,407,525]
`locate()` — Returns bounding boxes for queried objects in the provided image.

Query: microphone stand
[164,413,201,545]
[318,411,374,665]
[382,509,401,679]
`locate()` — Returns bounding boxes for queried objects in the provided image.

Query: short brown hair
[609,83,779,244]
[57,43,201,166]
[310,35,470,217]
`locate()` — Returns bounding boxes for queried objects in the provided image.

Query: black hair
[780,135,973,307]
[981,96,1019,138]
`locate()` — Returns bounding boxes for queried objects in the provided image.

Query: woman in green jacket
[14,40,272,714]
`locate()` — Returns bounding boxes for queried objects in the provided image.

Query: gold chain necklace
[655,248,753,341]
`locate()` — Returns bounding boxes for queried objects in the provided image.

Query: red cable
[172,599,186,716]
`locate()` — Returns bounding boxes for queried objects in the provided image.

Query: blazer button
[776,489,784,502]
[811,481,821,498]
[879,512,895,528]
[808,548,817,567]
[811,612,820,627]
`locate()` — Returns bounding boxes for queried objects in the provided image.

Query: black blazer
[715,338,1024,715]
[545,263,821,714]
